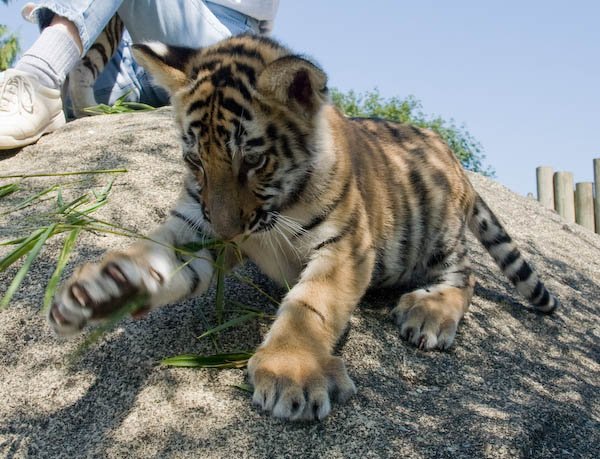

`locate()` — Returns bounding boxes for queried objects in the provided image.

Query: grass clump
[83,90,156,115]
[0,168,275,369]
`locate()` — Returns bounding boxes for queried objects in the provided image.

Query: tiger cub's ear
[257,55,328,117]
[131,42,197,94]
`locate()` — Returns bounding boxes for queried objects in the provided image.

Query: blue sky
[3,0,599,197]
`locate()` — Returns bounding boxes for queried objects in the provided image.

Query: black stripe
[285,120,307,151]
[216,124,230,140]
[220,97,252,120]
[186,262,201,294]
[426,247,449,269]
[371,246,387,282]
[189,74,212,95]
[303,174,352,232]
[408,167,429,245]
[481,232,512,250]
[211,65,234,88]
[203,45,265,64]
[89,43,108,65]
[280,165,314,211]
[534,289,550,307]
[509,261,533,285]
[234,77,252,101]
[190,60,219,80]
[499,248,520,270]
[529,280,544,301]
[431,169,451,195]
[266,124,278,140]
[279,135,294,159]
[297,301,325,323]
[175,252,201,294]
[235,62,257,86]
[480,219,489,232]
[187,97,211,115]
[253,190,275,200]
[185,183,202,204]
[245,137,265,148]
[171,210,202,234]
[313,207,359,252]
[395,177,412,274]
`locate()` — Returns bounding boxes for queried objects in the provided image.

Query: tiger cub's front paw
[48,253,162,336]
[248,345,356,421]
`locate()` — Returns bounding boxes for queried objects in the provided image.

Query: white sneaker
[0,69,66,150]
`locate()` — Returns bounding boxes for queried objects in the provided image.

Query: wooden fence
[535,158,599,234]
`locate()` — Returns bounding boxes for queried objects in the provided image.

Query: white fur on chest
[241,229,307,287]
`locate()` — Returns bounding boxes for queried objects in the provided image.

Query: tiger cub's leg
[48,185,216,335]
[392,240,475,351]
[248,234,375,421]
[67,14,124,118]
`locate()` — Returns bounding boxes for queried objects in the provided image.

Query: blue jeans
[33,0,260,108]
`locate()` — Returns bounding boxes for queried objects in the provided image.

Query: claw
[104,263,127,285]
[50,304,66,324]
[70,284,89,307]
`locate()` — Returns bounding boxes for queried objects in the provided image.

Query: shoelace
[0,74,34,114]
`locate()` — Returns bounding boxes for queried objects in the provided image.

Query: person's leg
[91,0,262,109]
[0,1,124,149]
[15,14,82,91]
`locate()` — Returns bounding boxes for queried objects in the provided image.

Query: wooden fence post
[554,172,575,223]
[575,182,595,231]
[536,166,554,209]
[594,158,600,234]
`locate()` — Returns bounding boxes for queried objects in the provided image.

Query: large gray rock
[1,108,598,458]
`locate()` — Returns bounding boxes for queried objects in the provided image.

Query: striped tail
[468,194,559,313]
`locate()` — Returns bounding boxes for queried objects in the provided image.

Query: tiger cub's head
[132,36,329,240]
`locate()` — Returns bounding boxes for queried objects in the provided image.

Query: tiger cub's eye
[243,152,264,167]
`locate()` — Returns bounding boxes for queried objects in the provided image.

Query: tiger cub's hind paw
[392,283,474,351]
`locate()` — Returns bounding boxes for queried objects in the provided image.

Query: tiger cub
[48,35,559,421]
[66,14,124,118]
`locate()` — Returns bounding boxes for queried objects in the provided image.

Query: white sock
[15,27,81,90]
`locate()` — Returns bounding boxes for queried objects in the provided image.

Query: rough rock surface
[1,108,598,458]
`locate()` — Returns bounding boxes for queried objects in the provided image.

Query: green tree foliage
[331,88,494,176]
[1,0,20,71]
[0,25,20,71]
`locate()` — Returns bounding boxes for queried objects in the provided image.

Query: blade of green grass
[56,186,64,207]
[43,229,81,311]
[0,184,59,216]
[0,236,31,246]
[1,224,57,309]
[227,300,276,319]
[92,176,115,202]
[159,351,253,368]
[0,184,19,199]
[115,89,134,105]
[0,169,127,179]
[82,90,155,115]
[0,227,46,272]
[197,312,260,340]
[82,104,114,115]
[181,239,221,252]
[232,383,252,393]
[122,101,156,111]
